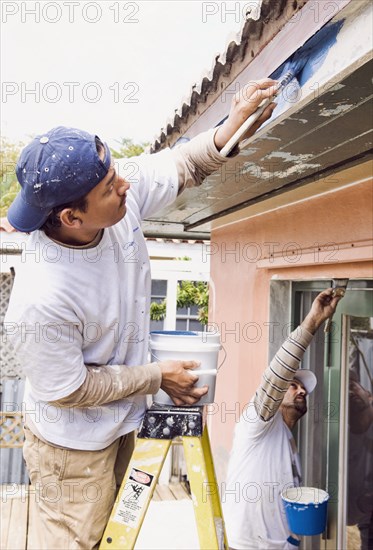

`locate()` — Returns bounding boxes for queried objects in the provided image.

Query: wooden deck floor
[0,483,190,550]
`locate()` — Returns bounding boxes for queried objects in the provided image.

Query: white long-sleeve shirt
[223,327,313,549]
[4,128,235,450]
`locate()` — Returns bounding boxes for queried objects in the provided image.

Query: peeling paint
[241,163,259,175]
[239,148,259,157]
[289,118,308,124]
[266,151,315,163]
[241,164,275,180]
[283,162,321,178]
[328,83,346,92]
[242,158,321,180]
[319,104,353,117]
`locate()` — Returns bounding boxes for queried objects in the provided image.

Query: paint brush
[220,55,308,157]
[324,278,349,333]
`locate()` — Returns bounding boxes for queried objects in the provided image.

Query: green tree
[0,138,23,217]
[110,138,150,159]
[150,281,209,325]
[150,300,167,321]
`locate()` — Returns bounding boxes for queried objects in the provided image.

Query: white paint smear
[266,152,315,163]
[319,104,353,117]
[289,118,308,125]
[242,158,321,180]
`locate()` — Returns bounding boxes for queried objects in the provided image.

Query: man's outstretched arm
[50,359,207,408]
[173,79,278,192]
[254,289,342,421]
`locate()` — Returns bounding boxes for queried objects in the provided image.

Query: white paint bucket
[150,330,221,406]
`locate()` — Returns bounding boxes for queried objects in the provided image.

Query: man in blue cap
[5,80,277,548]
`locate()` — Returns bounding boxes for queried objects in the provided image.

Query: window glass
[150,280,167,332]
[346,316,373,549]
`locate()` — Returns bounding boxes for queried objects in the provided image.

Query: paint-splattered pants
[23,425,135,549]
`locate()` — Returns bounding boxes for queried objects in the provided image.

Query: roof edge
[151,0,308,152]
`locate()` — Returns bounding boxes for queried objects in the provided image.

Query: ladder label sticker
[113,469,154,528]
[129,468,153,487]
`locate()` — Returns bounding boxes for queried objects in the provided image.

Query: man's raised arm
[173,79,278,192]
[254,289,341,421]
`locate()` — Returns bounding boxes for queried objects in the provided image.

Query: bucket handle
[217,345,227,371]
[150,345,227,372]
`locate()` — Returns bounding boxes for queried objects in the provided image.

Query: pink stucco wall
[208,179,373,481]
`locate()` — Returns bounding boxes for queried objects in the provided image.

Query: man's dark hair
[40,137,105,232]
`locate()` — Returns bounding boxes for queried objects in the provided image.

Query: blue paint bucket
[281,487,329,536]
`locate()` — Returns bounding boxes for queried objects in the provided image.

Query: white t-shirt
[5,148,178,450]
[223,404,301,549]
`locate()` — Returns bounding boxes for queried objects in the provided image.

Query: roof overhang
[144,0,372,239]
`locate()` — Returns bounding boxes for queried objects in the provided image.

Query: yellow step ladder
[99,405,228,550]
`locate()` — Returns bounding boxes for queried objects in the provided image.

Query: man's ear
[59,208,82,229]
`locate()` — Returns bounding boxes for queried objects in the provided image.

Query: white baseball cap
[294,369,317,394]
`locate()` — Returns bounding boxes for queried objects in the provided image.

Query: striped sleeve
[254,326,314,421]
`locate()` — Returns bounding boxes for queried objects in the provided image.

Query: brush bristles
[278,71,295,90]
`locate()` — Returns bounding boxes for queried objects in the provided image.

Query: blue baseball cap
[8,126,111,232]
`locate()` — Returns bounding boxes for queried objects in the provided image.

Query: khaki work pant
[23,425,135,550]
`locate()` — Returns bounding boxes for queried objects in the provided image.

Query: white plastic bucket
[150,330,221,406]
